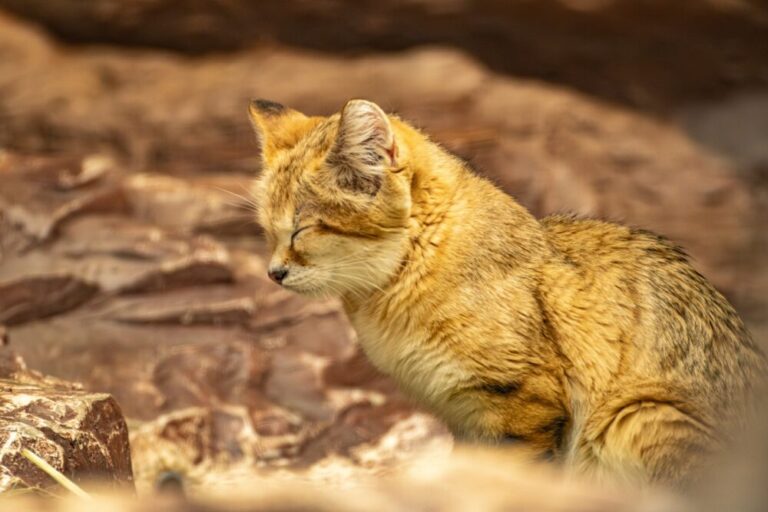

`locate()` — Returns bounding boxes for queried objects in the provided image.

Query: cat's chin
[282,282,339,299]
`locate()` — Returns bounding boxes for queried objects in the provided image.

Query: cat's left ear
[248,99,309,162]
[328,99,398,194]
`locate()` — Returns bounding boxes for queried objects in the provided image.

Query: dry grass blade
[20,448,92,500]
[1,482,64,499]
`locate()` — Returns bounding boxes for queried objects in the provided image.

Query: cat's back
[540,214,662,266]
[541,214,731,304]
[538,214,764,424]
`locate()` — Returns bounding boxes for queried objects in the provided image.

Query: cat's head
[249,99,413,298]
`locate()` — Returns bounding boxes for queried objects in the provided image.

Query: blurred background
[0,0,766,507]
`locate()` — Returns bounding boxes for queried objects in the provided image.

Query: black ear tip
[249,99,286,116]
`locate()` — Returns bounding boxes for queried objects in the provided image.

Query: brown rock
[0,345,79,391]
[297,402,415,468]
[9,316,262,421]
[0,275,98,325]
[0,348,133,493]
[6,284,362,425]
[129,405,308,492]
[151,338,269,412]
[123,174,260,236]
[0,152,125,241]
[0,0,766,111]
[264,349,333,422]
[105,286,257,326]
[0,216,233,295]
[324,346,400,396]
[0,215,30,262]
[129,403,448,497]
[250,406,302,437]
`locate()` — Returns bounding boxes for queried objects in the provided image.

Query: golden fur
[248,98,765,488]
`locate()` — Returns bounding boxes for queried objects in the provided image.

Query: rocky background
[0,0,767,509]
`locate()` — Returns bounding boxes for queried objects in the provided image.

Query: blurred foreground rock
[0,448,665,512]
[0,347,133,493]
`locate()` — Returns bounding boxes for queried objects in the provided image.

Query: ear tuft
[249,99,286,117]
[327,100,396,195]
[247,98,308,163]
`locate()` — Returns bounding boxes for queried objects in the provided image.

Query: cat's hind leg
[580,401,718,488]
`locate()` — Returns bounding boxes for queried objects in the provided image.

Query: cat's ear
[327,99,398,195]
[248,99,308,162]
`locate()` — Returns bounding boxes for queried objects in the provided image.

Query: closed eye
[290,225,317,244]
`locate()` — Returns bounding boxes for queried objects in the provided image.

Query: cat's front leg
[443,378,571,463]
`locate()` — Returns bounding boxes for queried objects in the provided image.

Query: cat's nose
[268,266,289,284]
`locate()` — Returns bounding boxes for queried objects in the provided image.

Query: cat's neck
[402,126,547,266]
[339,131,463,311]
[342,126,548,314]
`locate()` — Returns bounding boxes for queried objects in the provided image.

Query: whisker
[331,268,387,295]
[215,186,260,212]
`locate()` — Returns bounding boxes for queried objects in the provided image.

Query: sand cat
[248,98,765,487]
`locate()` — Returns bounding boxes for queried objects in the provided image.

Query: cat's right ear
[327,99,398,195]
[248,99,308,162]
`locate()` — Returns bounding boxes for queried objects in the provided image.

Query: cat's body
[249,98,765,487]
